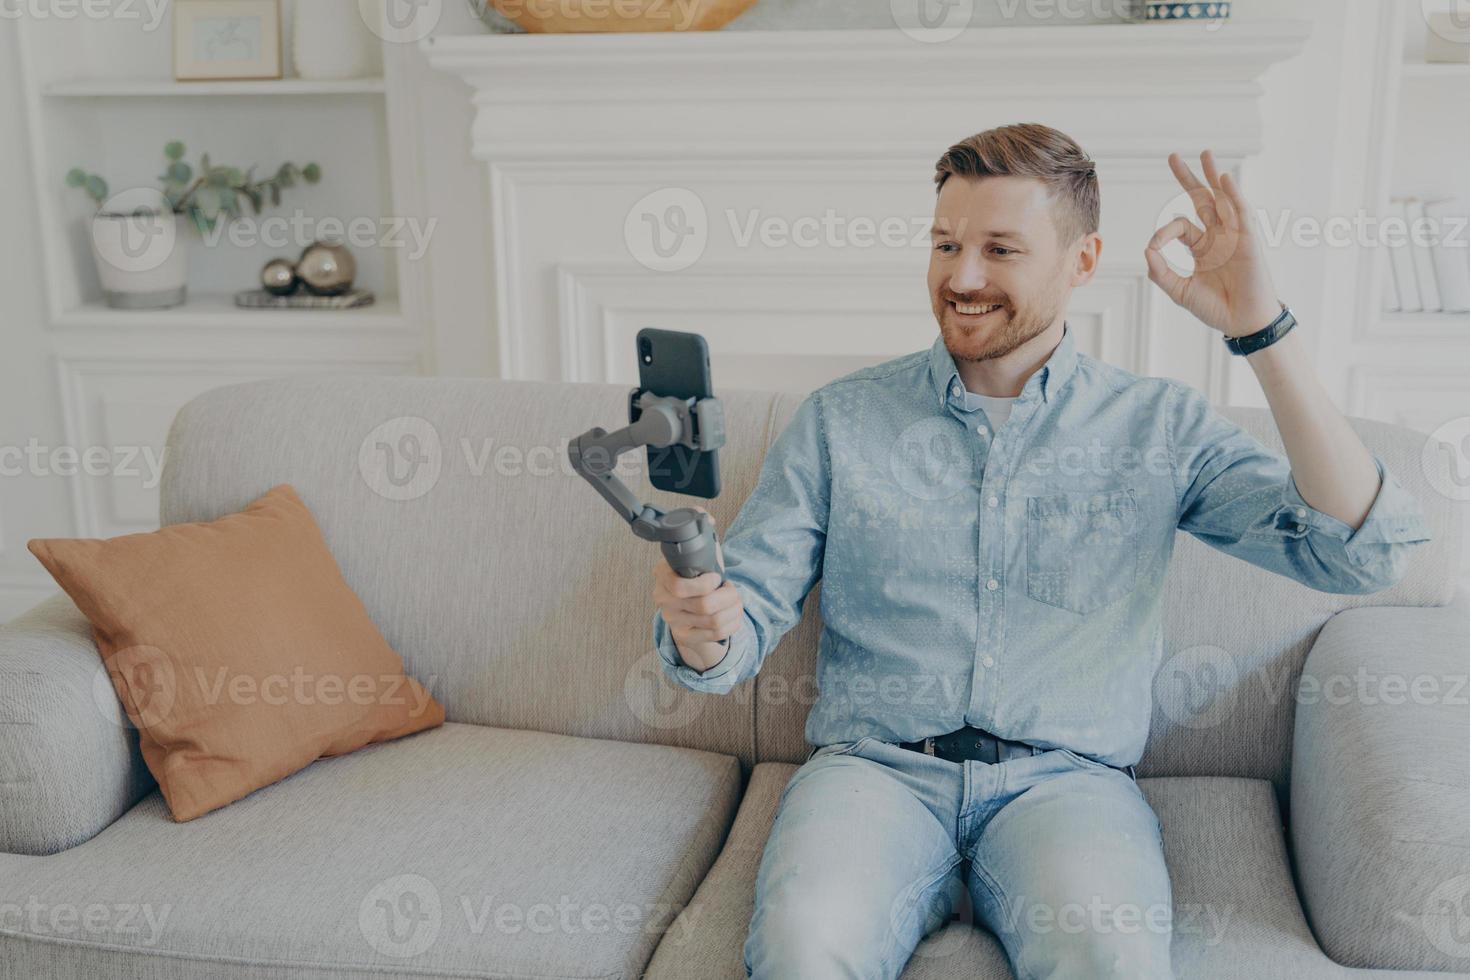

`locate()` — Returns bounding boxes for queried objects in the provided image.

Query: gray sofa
[1,375,1467,979]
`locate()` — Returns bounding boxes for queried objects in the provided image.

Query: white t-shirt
[959,389,1017,428]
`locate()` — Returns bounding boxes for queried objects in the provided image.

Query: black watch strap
[1224,306,1296,357]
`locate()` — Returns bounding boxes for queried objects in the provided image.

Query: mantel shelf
[425,21,1312,94]
[425,21,1313,163]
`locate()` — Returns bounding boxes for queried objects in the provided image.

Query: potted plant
[66,142,322,310]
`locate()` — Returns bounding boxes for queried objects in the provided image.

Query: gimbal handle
[567,390,726,581]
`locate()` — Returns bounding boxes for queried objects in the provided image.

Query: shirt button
[986,578,999,591]
[1293,507,1307,519]
[951,382,962,397]
[986,495,999,508]
[982,655,995,668]
[976,425,989,437]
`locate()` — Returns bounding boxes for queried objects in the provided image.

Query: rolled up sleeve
[653,612,756,695]
[650,390,830,695]
[1169,381,1432,595]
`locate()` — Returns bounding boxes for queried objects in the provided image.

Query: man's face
[928,175,1082,364]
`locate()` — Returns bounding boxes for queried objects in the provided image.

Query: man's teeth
[954,303,1001,315]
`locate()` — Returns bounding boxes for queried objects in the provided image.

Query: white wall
[1,2,1462,621]
[0,26,71,617]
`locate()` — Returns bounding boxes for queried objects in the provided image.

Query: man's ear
[1071,232,1102,288]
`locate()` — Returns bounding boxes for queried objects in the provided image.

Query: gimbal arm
[567,391,726,580]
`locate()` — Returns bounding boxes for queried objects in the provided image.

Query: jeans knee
[1016,926,1173,980]
[744,901,894,980]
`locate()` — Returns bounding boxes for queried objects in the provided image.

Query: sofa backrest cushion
[161,377,785,766]
[162,376,1462,788]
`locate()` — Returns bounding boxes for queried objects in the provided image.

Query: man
[650,123,1431,979]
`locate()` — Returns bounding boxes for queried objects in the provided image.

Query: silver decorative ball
[297,240,356,297]
[260,258,299,296]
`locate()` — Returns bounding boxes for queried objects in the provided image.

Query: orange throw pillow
[29,484,444,822]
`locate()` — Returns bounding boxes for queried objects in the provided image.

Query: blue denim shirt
[652,323,1433,766]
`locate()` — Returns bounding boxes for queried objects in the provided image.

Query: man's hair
[933,123,1099,246]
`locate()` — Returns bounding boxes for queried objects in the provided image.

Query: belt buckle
[923,736,937,757]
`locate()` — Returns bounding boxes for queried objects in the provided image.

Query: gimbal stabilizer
[567,389,727,581]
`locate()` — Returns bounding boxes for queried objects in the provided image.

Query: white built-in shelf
[40,77,387,98]
[1378,311,1470,328]
[55,293,407,330]
[1369,310,1470,340]
[1399,62,1470,80]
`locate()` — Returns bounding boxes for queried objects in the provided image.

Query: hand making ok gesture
[1145,149,1284,339]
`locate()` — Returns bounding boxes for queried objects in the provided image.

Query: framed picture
[174,0,282,81]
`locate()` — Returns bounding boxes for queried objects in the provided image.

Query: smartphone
[632,328,720,499]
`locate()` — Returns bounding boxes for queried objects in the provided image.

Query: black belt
[898,725,1136,780]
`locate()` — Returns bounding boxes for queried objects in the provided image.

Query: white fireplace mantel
[425,22,1311,390]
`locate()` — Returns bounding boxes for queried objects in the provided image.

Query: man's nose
[947,255,988,295]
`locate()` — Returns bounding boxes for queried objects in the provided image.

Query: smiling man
[650,123,1432,979]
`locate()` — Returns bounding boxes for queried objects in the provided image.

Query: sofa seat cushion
[0,723,741,980]
[645,766,1452,979]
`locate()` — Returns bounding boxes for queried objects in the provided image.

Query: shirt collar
[928,321,1079,409]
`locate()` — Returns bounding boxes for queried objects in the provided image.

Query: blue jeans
[743,738,1175,979]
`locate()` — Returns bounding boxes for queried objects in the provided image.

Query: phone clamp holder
[568,389,726,581]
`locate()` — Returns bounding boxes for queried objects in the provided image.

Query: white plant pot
[293,0,381,80]
[90,211,188,310]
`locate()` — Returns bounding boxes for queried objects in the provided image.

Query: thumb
[1144,245,1189,305]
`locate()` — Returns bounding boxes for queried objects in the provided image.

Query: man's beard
[938,290,1063,364]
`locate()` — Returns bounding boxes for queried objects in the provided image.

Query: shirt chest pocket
[1024,488,1141,615]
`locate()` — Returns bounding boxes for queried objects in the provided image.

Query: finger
[673,581,741,618]
[1169,152,1220,229]
[1200,150,1224,193]
[1200,151,1241,230]
[1144,244,1189,304]
[1219,171,1252,232]
[1148,216,1205,252]
[674,622,738,645]
[678,606,743,639]
[670,603,743,638]
[661,568,724,599]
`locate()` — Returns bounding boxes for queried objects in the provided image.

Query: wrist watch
[1224,304,1296,357]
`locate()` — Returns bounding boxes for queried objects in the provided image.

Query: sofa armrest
[1290,601,1470,970]
[0,594,154,855]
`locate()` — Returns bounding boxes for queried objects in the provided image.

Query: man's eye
[935,242,958,253]
[990,246,1015,256]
